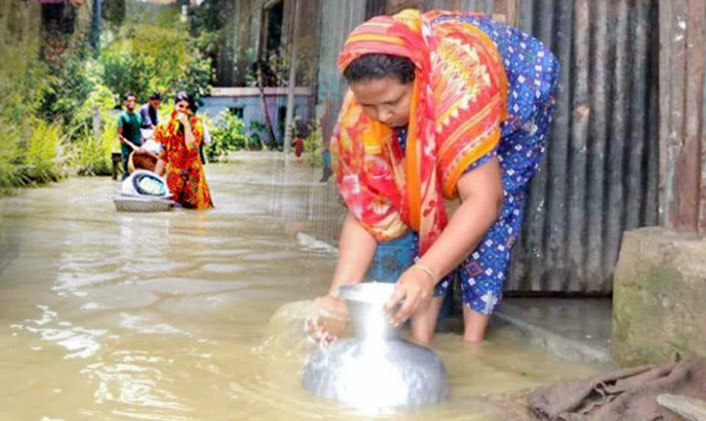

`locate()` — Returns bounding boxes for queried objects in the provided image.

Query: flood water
[0,154,598,420]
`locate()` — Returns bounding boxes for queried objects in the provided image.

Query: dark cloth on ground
[529,358,706,421]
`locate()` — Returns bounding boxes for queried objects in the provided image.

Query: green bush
[0,32,67,194]
[22,118,66,184]
[0,118,68,192]
[39,47,98,127]
[100,23,212,104]
[71,118,117,176]
[206,112,257,162]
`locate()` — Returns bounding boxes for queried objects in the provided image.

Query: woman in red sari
[154,91,214,209]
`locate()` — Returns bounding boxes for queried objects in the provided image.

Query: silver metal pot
[302,282,448,409]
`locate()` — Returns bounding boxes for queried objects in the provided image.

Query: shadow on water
[0,153,599,420]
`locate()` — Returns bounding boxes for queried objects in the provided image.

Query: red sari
[154,112,214,209]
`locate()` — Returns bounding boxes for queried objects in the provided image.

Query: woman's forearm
[327,211,378,296]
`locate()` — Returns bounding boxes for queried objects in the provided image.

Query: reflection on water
[0,153,597,420]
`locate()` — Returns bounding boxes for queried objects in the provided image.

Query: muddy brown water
[0,154,598,420]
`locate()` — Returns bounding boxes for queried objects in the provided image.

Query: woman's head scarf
[332,9,508,254]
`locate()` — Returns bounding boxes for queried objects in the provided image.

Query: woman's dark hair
[174,90,197,113]
[343,53,415,84]
[149,92,162,101]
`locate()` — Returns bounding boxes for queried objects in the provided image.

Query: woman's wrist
[411,262,439,287]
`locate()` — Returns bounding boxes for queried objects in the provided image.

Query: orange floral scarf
[331,9,508,254]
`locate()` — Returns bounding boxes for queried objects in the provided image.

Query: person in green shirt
[117,93,144,180]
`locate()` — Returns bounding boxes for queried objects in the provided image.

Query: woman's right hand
[176,111,190,126]
[306,295,348,344]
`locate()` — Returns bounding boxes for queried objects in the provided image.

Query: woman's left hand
[384,267,436,327]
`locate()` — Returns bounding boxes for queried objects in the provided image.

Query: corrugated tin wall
[501,0,660,293]
[314,0,662,294]
[422,0,494,14]
[658,0,706,235]
[425,1,661,294]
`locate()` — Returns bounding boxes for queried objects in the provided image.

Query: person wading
[312,9,559,345]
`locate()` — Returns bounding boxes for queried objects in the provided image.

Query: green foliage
[71,119,117,176]
[21,118,66,184]
[301,119,323,167]
[206,112,261,162]
[73,66,117,125]
[100,50,150,102]
[0,37,47,127]
[0,31,67,194]
[99,23,213,104]
[40,49,114,128]
[248,120,276,150]
[0,126,24,193]
[188,0,230,36]
[0,1,225,195]
[0,118,67,194]
[102,0,126,30]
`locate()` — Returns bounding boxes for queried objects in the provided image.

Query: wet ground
[0,153,601,420]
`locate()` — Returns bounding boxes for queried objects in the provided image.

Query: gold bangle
[411,263,437,284]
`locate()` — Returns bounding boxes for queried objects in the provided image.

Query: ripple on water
[119,313,192,336]
[81,350,191,418]
[54,271,123,292]
[11,305,106,359]
[201,263,243,273]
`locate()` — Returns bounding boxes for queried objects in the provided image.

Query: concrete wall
[613,227,706,366]
[200,88,312,145]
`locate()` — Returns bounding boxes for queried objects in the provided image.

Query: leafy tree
[39,45,103,126]
[188,0,231,36]
[102,0,126,30]
[99,23,213,104]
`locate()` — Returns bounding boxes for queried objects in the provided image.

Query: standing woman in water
[154,91,214,210]
[314,9,559,345]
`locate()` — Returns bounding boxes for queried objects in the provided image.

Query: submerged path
[0,153,597,420]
